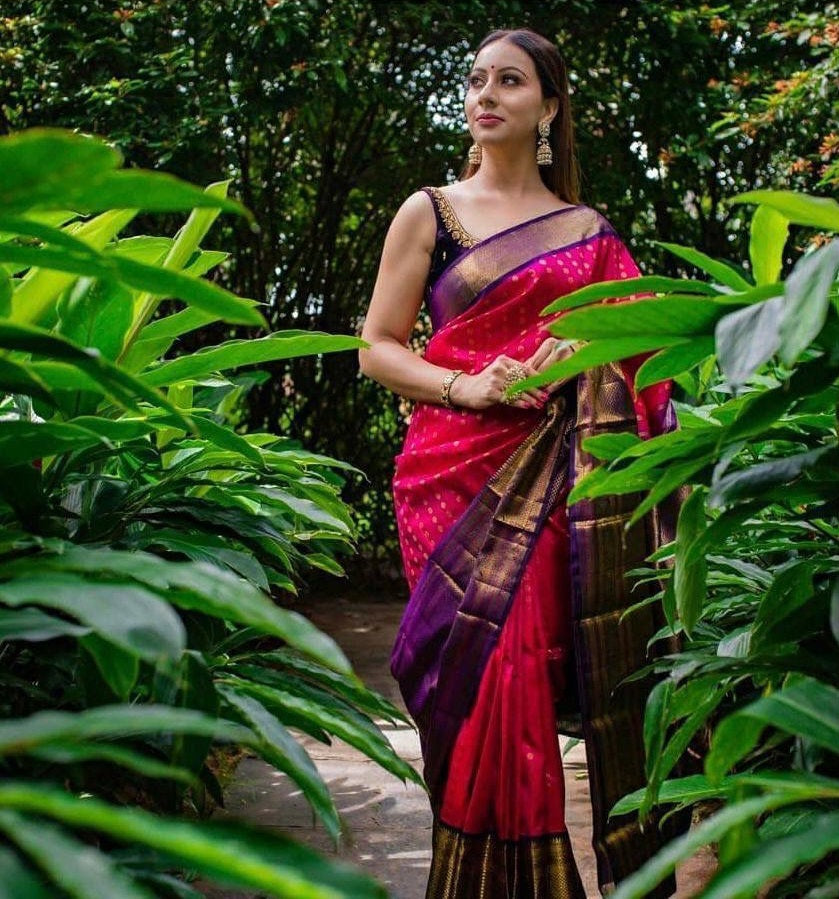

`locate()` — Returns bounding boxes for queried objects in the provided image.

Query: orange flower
[819,133,839,158]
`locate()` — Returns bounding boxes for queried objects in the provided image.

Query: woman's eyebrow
[469,65,528,77]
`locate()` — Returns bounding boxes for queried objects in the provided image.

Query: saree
[390,202,688,898]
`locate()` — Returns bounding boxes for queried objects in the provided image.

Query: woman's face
[465,39,557,152]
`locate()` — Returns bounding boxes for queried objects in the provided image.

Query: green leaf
[610,792,827,899]
[778,240,839,368]
[0,809,155,899]
[581,432,642,461]
[0,607,90,643]
[220,687,341,842]
[0,357,56,403]
[30,743,197,787]
[749,205,789,286]
[221,675,423,789]
[725,677,839,755]
[141,332,364,387]
[0,420,110,468]
[0,844,52,899]
[0,782,387,898]
[0,705,252,755]
[0,129,119,212]
[655,241,753,291]
[550,296,726,339]
[0,320,193,427]
[751,563,816,650]
[702,812,839,899]
[709,445,835,507]
[705,715,766,784]
[541,275,719,314]
[0,573,186,662]
[674,487,708,636]
[714,296,784,388]
[15,546,352,673]
[634,338,715,391]
[644,679,674,780]
[80,633,139,701]
[732,190,839,231]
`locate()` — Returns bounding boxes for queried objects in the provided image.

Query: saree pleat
[391,206,688,898]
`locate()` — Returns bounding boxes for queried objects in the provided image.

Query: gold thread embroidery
[428,186,479,248]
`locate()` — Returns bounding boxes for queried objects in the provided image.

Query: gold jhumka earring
[468,142,482,166]
[536,120,553,166]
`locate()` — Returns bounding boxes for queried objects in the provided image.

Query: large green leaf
[674,487,708,636]
[714,296,784,388]
[7,546,351,673]
[610,791,829,899]
[732,190,839,232]
[549,296,727,340]
[719,677,839,756]
[0,844,52,899]
[541,275,720,314]
[0,783,387,898]
[11,209,137,325]
[0,607,90,642]
[0,705,251,755]
[655,241,753,291]
[749,205,789,287]
[709,445,836,507]
[634,337,715,391]
[0,573,186,662]
[0,129,118,212]
[701,811,839,899]
[141,332,365,387]
[778,239,839,368]
[220,687,342,842]
[0,321,192,427]
[0,420,110,468]
[220,675,424,789]
[0,244,264,326]
[0,810,154,899]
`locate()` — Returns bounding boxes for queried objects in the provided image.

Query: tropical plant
[521,189,839,897]
[0,127,421,898]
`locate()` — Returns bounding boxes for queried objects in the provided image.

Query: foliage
[524,188,839,896]
[3,1,835,568]
[0,127,421,897]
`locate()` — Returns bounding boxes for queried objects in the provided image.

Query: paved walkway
[202,593,716,898]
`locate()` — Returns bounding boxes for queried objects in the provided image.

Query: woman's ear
[542,96,559,123]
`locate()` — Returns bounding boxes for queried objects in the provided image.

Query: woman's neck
[468,147,547,197]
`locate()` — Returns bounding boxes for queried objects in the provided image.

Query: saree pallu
[391,206,688,898]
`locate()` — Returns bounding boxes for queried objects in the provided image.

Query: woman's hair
[460,28,581,204]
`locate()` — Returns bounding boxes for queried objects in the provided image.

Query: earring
[536,121,553,166]
[468,142,482,166]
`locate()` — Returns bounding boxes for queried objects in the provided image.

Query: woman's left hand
[524,337,577,397]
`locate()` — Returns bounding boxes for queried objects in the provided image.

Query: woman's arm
[359,192,545,410]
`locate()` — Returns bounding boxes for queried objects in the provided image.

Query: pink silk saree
[390,205,687,898]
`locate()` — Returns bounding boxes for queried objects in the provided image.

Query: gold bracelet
[441,369,464,408]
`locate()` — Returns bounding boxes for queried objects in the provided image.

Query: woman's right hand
[449,354,550,410]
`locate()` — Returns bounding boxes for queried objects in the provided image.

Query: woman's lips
[477,115,504,125]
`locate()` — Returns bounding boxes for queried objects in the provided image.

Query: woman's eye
[501,74,520,85]
[467,75,484,88]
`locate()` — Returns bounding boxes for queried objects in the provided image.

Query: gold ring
[502,363,528,390]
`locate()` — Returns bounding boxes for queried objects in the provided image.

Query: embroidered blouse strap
[424,186,478,248]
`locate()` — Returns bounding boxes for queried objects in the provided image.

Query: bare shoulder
[386,189,436,253]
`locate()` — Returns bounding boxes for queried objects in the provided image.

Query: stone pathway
[201,593,716,898]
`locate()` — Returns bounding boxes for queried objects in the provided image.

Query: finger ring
[502,363,528,390]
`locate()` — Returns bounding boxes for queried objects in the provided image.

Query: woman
[359,28,685,899]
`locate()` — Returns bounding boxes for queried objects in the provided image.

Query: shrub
[0,128,421,898]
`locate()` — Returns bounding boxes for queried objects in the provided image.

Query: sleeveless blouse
[421,186,477,295]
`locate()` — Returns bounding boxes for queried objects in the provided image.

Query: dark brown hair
[460,28,581,204]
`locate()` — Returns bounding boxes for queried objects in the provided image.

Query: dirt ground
[198,591,716,898]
